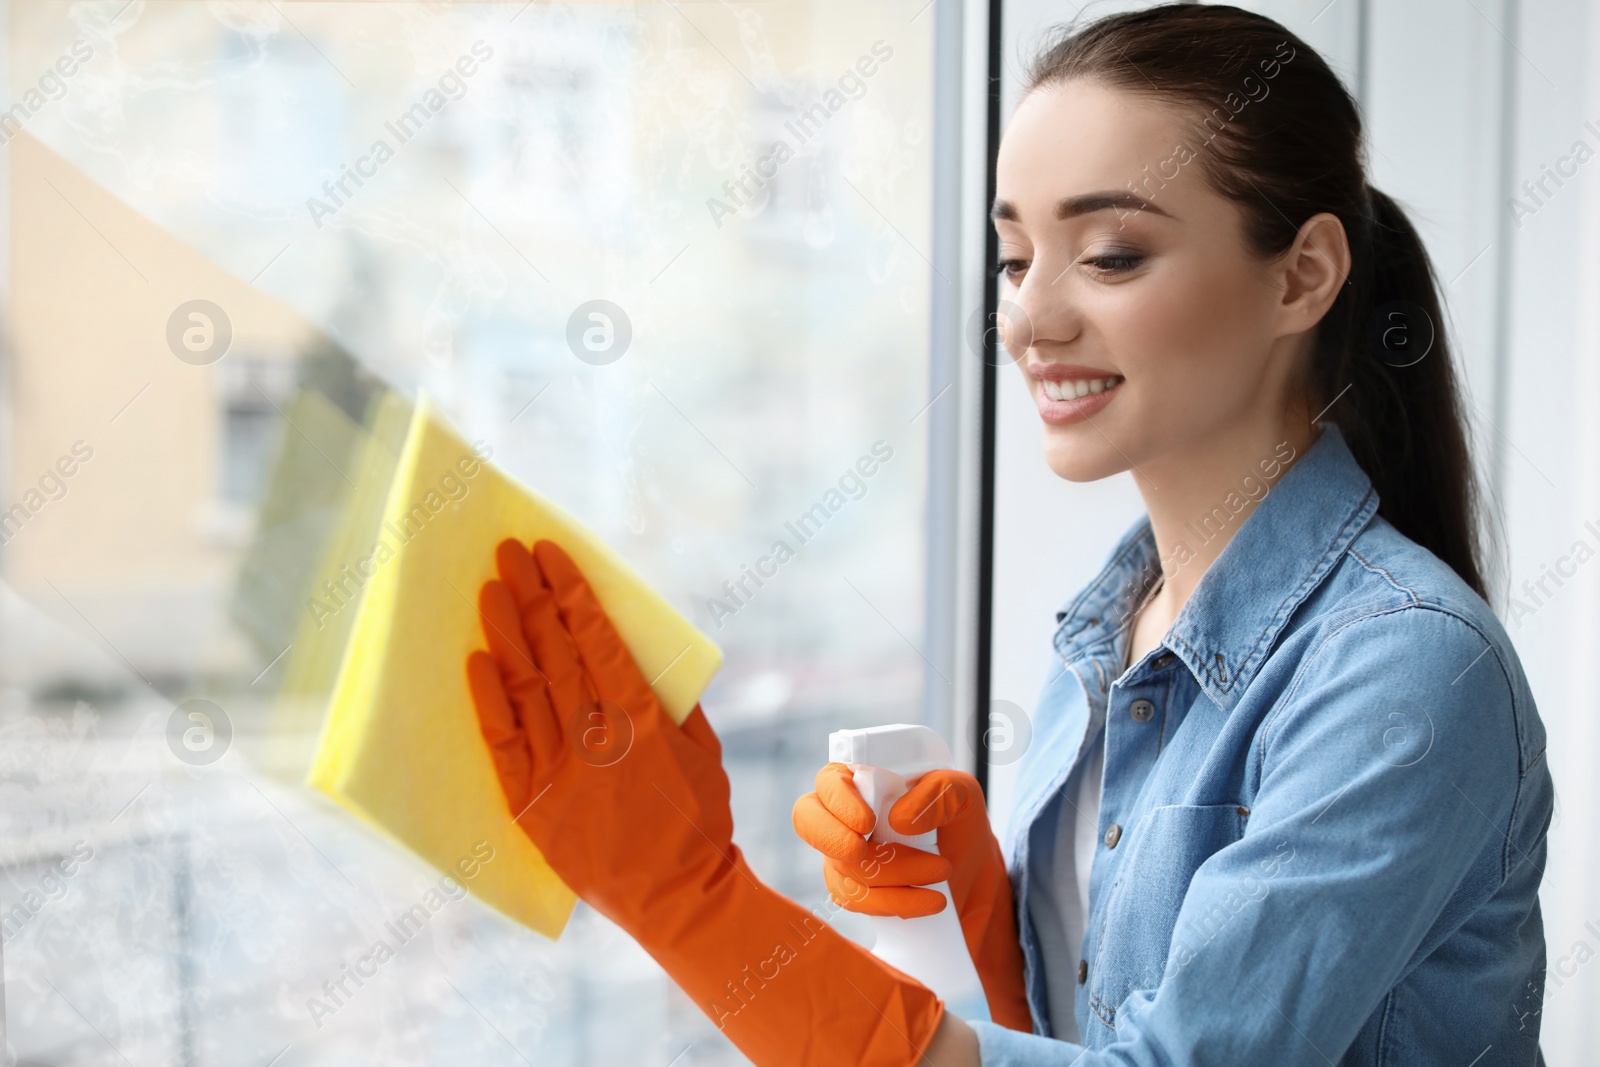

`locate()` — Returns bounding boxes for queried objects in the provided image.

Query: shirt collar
[1051,421,1381,712]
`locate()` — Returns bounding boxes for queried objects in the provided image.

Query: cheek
[1034,247,1279,482]
[1099,256,1277,426]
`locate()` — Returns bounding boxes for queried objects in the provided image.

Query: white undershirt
[1026,723,1104,1042]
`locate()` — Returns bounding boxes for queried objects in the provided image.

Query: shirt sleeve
[972,605,1544,1066]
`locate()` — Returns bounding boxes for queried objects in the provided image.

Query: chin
[1040,430,1130,482]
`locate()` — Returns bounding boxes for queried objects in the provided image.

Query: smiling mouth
[1039,374,1125,401]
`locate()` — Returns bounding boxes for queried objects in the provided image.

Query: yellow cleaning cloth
[310,393,722,937]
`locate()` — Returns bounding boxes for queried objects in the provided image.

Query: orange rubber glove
[792,762,1033,1032]
[466,538,945,1066]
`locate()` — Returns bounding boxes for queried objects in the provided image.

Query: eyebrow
[989,192,1173,223]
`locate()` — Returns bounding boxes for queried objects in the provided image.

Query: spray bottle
[827,724,991,1022]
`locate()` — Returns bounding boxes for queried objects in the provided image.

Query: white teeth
[1041,375,1122,401]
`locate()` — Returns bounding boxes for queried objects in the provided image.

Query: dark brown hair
[1024,3,1491,600]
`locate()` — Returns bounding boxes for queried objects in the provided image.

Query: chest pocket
[1087,802,1248,1036]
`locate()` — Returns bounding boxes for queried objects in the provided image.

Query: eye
[991,258,1028,281]
[1080,250,1145,276]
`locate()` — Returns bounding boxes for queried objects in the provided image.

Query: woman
[467,5,1554,1064]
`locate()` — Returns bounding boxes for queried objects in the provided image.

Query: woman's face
[992,79,1309,482]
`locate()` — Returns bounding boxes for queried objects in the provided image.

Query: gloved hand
[466,538,946,1066]
[793,762,1033,1031]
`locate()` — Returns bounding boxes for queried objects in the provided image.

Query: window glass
[0,4,937,1063]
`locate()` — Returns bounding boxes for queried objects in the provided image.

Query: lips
[1029,367,1125,426]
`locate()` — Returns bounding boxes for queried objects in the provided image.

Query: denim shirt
[971,422,1553,1066]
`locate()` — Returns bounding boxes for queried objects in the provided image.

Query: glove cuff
[630,850,946,1067]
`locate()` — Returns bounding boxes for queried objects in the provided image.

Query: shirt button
[1129,698,1155,723]
[1077,959,1088,984]
[1104,822,1122,848]
[1153,651,1175,670]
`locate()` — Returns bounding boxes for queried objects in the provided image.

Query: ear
[1273,211,1351,336]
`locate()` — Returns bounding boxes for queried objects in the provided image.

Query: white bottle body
[829,725,991,1023]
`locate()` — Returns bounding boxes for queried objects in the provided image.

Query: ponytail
[1024,3,1492,601]
[1323,186,1488,600]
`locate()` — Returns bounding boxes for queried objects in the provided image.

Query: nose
[1007,261,1079,358]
